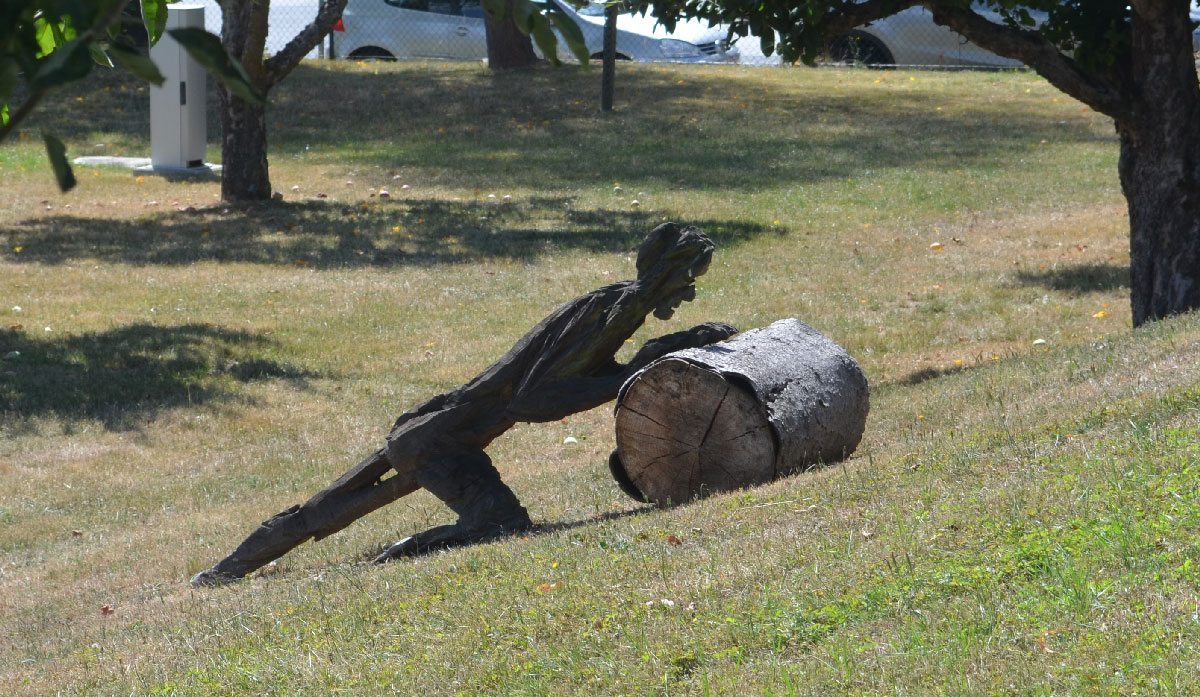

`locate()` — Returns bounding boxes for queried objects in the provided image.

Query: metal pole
[601,2,617,112]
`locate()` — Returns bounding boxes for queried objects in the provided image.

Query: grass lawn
[3,58,1198,695]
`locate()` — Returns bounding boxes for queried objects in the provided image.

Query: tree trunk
[214,0,346,202]
[485,0,538,69]
[913,0,1200,326]
[611,318,869,504]
[1119,126,1200,327]
[1117,3,1200,326]
[218,88,272,202]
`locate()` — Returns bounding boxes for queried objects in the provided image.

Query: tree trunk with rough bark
[918,0,1200,326]
[1119,112,1200,326]
[611,318,869,505]
[485,0,538,69]
[215,0,348,201]
[1115,4,1200,326]
[219,89,272,202]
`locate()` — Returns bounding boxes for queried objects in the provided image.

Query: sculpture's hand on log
[631,321,738,369]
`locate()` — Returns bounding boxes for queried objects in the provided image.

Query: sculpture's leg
[374,449,531,562]
[191,449,419,586]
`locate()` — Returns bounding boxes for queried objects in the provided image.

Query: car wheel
[348,47,397,61]
[590,52,632,61]
[826,31,894,68]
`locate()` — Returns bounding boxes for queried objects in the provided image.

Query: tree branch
[246,0,271,81]
[768,0,938,65]
[217,0,268,84]
[263,0,349,88]
[920,1,1131,121]
[0,0,135,143]
[0,87,49,143]
[811,0,924,37]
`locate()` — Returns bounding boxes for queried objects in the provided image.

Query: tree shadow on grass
[0,323,314,432]
[1014,262,1128,294]
[1,197,778,268]
[25,61,1117,195]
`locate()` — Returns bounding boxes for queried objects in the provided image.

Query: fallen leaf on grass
[537,582,562,593]
[1036,629,1059,653]
[100,604,115,616]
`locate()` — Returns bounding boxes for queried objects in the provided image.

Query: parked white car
[330,0,739,63]
[825,3,1041,68]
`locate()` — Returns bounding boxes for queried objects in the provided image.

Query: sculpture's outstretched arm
[504,322,738,422]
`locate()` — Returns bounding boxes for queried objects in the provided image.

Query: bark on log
[612,318,869,504]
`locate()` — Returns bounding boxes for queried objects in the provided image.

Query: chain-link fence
[193,0,1034,69]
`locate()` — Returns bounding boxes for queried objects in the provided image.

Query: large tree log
[611,318,869,504]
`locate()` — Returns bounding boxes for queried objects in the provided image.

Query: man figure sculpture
[192,222,735,586]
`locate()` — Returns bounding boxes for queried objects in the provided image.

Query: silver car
[825,3,1038,68]
[330,0,738,63]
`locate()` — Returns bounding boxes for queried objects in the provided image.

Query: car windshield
[574,1,632,17]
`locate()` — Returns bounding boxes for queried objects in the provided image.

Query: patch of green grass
[6,58,1190,696]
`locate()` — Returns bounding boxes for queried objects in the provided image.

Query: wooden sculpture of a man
[192,222,736,586]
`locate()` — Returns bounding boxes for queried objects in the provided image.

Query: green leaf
[757,31,775,58]
[89,42,114,68]
[109,42,164,85]
[30,38,94,91]
[167,28,266,105]
[528,14,561,66]
[42,133,77,193]
[547,6,591,64]
[35,19,60,56]
[512,0,539,34]
[47,15,78,50]
[142,0,169,45]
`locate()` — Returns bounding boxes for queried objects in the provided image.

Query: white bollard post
[142,4,218,176]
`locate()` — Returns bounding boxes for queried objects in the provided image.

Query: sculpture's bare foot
[190,566,244,588]
[373,515,532,563]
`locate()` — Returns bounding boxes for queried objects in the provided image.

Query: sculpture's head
[635,223,715,320]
